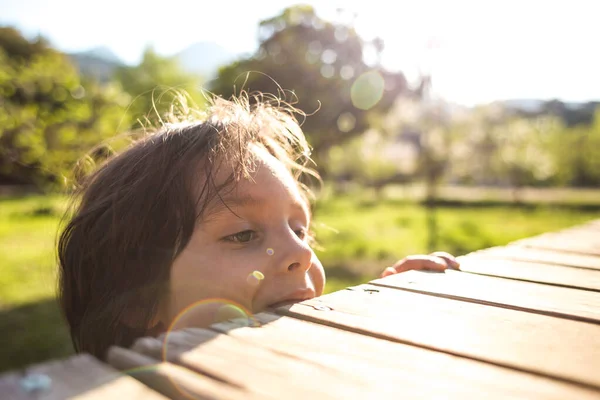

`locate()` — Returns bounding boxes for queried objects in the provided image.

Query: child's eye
[294,228,307,240]
[223,230,257,243]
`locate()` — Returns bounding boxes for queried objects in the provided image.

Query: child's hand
[380,251,460,278]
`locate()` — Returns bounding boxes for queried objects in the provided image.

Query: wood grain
[456,255,600,291]
[0,354,167,400]
[512,230,600,256]
[107,346,253,400]
[130,328,400,399]
[370,270,600,323]
[275,286,600,390]
[209,313,600,399]
[464,246,600,271]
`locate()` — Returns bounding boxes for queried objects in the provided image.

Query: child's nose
[276,229,313,274]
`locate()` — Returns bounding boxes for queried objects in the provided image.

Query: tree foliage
[550,109,600,187]
[0,27,131,189]
[1,17,599,191]
[114,48,205,127]
[211,5,409,166]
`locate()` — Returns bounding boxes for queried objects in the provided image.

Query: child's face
[165,145,325,328]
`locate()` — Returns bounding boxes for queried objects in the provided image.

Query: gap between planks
[369,270,600,325]
[273,286,600,391]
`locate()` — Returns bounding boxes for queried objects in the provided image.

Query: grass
[0,190,599,372]
[312,191,600,281]
[0,195,73,372]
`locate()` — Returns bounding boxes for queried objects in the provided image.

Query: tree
[327,129,402,192]
[210,5,409,170]
[440,102,564,193]
[114,48,205,127]
[551,108,600,187]
[0,27,131,189]
[492,116,558,201]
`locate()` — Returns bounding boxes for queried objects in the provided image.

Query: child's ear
[146,313,166,335]
[147,312,162,329]
[120,305,165,334]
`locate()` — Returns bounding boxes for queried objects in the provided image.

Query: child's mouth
[267,289,315,309]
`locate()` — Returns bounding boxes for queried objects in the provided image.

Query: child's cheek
[310,257,326,296]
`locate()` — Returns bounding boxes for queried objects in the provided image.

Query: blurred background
[1,0,599,372]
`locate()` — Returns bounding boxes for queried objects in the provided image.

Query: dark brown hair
[57,94,319,359]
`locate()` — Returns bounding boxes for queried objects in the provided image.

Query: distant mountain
[174,42,240,78]
[68,47,123,83]
[502,98,600,112]
[502,99,545,113]
[502,98,600,126]
[78,46,123,64]
[68,42,241,82]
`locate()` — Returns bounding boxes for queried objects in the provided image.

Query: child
[57,94,458,360]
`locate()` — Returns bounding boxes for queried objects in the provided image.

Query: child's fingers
[387,255,447,275]
[430,251,460,269]
[380,253,460,278]
[417,255,450,271]
[380,267,397,278]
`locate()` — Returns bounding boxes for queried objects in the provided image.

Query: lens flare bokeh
[122,299,259,399]
[246,270,265,287]
[351,70,385,110]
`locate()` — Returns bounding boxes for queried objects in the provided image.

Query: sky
[1,0,598,106]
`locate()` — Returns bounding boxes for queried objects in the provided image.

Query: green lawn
[313,191,600,291]
[0,195,73,372]
[1,191,599,372]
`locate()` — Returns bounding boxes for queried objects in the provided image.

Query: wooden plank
[535,228,600,242]
[512,230,600,256]
[587,219,600,229]
[516,226,600,241]
[370,270,600,323]
[465,245,600,271]
[129,328,402,399]
[558,220,600,233]
[456,255,600,291]
[107,346,254,400]
[210,313,600,399]
[274,285,600,390]
[0,354,167,400]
